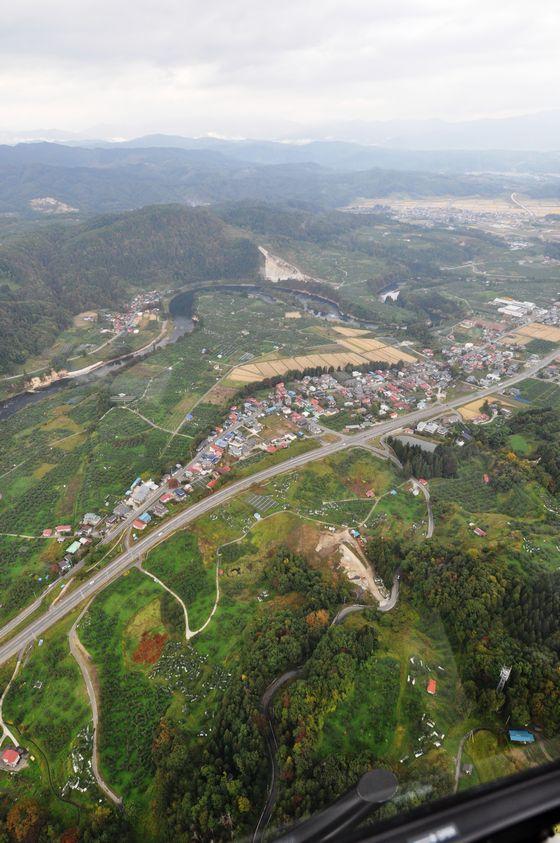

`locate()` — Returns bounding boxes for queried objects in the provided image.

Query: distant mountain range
[3,141,559,218]
[1,115,560,218]
[2,109,560,152]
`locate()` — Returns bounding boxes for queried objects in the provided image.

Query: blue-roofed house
[139,512,152,524]
[509,730,535,743]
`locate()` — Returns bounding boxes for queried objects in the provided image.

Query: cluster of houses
[266,364,454,431]
[105,290,160,336]
[38,514,102,575]
[106,404,309,535]
[442,332,521,385]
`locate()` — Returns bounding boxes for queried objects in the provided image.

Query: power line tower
[497,665,512,692]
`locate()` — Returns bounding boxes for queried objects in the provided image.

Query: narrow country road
[411,479,434,538]
[115,406,192,438]
[0,649,26,748]
[138,564,193,640]
[0,349,557,669]
[68,602,122,807]
[453,727,487,792]
[253,574,400,841]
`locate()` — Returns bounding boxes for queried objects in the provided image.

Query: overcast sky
[1,0,559,139]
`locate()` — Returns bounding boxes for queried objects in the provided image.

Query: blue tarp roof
[509,730,535,743]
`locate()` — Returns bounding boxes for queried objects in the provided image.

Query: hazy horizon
[2,0,559,142]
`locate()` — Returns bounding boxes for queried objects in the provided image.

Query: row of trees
[388,437,458,479]
[235,361,401,400]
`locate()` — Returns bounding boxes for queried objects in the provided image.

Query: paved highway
[0,350,556,666]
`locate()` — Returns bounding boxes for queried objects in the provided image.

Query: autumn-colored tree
[305,609,329,629]
[6,799,44,843]
[237,796,251,814]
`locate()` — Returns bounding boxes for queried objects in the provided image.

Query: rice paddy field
[228,332,415,384]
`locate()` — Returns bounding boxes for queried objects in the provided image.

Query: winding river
[0,282,367,422]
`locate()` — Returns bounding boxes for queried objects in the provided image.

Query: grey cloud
[0,0,558,136]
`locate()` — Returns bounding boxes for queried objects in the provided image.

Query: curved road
[253,574,400,841]
[411,479,434,538]
[0,350,557,668]
[68,604,123,807]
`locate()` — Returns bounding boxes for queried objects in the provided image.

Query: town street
[0,349,557,667]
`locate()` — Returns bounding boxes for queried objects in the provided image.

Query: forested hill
[1,142,560,216]
[0,204,260,372]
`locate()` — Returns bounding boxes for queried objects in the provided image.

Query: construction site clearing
[315,528,389,605]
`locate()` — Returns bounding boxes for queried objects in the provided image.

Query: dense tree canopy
[0,204,260,371]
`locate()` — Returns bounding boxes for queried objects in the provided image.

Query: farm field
[463,729,552,785]
[259,448,430,539]
[349,195,560,217]
[458,395,513,420]
[511,322,560,344]
[0,290,334,626]
[228,333,415,384]
[144,530,216,631]
[77,570,174,818]
[513,378,560,411]
[2,612,97,825]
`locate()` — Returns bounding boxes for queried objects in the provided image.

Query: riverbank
[0,281,367,422]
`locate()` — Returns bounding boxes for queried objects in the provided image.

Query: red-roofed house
[132,519,147,530]
[42,529,53,538]
[1,748,21,768]
[160,493,174,504]
[56,525,72,534]
[427,679,437,695]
